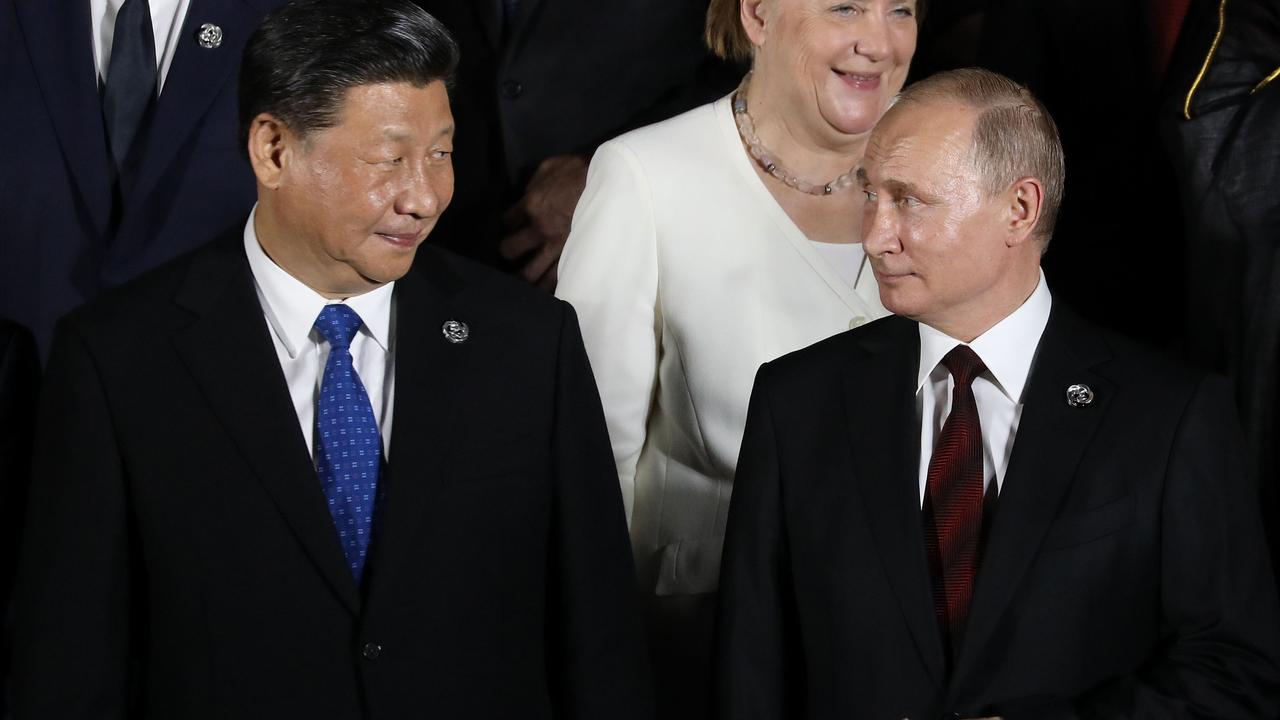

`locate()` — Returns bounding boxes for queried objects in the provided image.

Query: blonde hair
[705,0,753,62]
[705,0,927,62]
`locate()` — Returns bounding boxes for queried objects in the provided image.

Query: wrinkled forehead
[862,101,976,183]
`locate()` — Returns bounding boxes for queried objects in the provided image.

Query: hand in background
[498,154,589,291]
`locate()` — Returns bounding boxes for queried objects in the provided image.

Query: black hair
[238,0,460,152]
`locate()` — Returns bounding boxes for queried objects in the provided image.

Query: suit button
[501,80,523,99]
[849,315,868,329]
[361,642,383,661]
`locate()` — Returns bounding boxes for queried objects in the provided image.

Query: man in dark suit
[0,0,286,356]
[12,2,652,717]
[716,68,1280,719]
[1161,0,1280,592]
[0,319,37,717]
[415,0,740,285]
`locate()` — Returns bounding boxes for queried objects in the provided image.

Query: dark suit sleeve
[0,322,39,717]
[547,302,655,720]
[1003,377,1280,720]
[12,321,136,719]
[715,364,800,720]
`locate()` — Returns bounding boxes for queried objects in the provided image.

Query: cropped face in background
[751,0,918,138]
[859,100,1018,333]
[265,80,455,296]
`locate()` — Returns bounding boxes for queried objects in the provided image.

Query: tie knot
[314,304,364,350]
[941,345,987,387]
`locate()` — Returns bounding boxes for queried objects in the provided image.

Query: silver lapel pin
[442,320,469,344]
[1066,383,1094,408]
[196,23,223,49]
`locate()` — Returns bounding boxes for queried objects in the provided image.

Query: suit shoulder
[58,235,244,348]
[762,315,913,390]
[1081,318,1207,393]
[600,98,725,163]
[417,245,570,324]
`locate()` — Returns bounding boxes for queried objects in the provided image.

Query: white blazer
[556,96,888,597]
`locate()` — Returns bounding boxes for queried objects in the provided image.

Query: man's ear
[740,0,770,48]
[247,113,293,190]
[1005,176,1045,248]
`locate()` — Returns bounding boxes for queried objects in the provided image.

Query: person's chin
[821,102,881,137]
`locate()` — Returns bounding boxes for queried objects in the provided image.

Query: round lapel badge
[1065,383,1094,408]
[196,23,223,49]
[442,320,469,344]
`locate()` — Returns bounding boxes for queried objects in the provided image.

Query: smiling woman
[554,0,923,717]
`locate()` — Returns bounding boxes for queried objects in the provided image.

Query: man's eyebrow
[380,124,455,142]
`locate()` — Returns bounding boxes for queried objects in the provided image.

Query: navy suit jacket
[0,0,284,356]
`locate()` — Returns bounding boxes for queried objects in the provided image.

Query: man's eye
[895,196,921,208]
[889,4,915,18]
[862,189,878,202]
[832,4,858,17]
[431,150,453,161]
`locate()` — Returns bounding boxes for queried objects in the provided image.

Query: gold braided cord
[1254,66,1280,94]
[1184,0,1229,120]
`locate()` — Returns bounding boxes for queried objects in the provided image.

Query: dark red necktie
[922,345,988,652]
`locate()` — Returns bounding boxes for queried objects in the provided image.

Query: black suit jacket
[716,307,1280,719]
[12,232,653,719]
[1160,0,1280,591]
[0,0,285,355]
[0,319,37,717]
[416,0,741,263]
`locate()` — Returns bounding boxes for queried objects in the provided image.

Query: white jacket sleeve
[555,140,660,525]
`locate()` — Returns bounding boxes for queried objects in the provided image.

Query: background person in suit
[1161,0,1280,594]
[413,0,741,284]
[716,68,1280,719]
[0,319,37,717]
[555,1,920,716]
[0,0,287,357]
[11,1,652,717]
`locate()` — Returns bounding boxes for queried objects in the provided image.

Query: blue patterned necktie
[314,304,382,584]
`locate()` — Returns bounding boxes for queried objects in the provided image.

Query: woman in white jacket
[556,0,919,715]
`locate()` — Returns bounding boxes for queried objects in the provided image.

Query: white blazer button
[849,315,868,330]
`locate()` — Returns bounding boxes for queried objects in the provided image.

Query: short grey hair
[895,68,1065,246]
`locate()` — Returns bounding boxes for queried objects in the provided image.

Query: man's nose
[396,166,441,219]
[861,201,897,256]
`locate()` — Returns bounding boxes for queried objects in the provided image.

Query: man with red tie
[715,68,1280,720]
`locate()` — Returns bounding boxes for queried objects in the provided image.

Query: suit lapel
[126,0,266,210]
[844,318,947,686]
[170,234,361,614]
[473,0,502,50]
[13,0,113,239]
[503,0,546,59]
[953,306,1115,681]
[364,250,467,604]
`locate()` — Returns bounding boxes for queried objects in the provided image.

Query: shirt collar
[915,270,1052,403]
[243,205,394,359]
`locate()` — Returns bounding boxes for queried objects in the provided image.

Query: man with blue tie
[11,1,652,717]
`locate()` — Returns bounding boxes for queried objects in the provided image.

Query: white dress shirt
[91,0,192,92]
[915,271,1052,505]
[243,207,396,458]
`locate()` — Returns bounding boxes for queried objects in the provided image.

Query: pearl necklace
[732,73,860,196]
